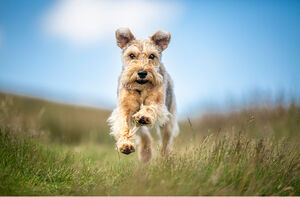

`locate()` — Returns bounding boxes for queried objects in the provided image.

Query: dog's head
[116,28,171,90]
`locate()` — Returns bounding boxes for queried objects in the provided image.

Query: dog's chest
[133,89,150,105]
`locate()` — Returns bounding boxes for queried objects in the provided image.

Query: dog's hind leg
[159,121,172,156]
[158,100,179,156]
[159,115,179,156]
[137,126,152,163]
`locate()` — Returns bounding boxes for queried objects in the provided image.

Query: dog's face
[116,28,170,90]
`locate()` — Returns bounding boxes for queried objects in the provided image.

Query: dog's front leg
[108,89,140,154]
[133,86,170,127]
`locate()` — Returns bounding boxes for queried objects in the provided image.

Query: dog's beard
[120,66,163,90]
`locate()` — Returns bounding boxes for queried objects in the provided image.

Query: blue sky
[0,0,299,116]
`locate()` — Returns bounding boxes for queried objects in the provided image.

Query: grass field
[0,92,299,195]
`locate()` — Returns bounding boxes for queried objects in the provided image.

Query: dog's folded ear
[150,30,171,51]
[116,28,135,49]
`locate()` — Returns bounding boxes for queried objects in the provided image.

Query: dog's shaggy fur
[108,28,179,162]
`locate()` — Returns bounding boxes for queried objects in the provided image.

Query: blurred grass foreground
[0,92,299,195]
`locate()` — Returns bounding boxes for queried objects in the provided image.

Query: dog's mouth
[135,80,148,85]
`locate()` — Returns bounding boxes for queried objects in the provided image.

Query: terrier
[108,28,179,162]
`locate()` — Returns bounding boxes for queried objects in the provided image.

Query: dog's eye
[129,54,135,59]
[149,54,155,59]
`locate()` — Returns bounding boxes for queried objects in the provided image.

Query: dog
[108,28,179,162]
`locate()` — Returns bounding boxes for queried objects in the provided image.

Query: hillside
[0,92,112,144]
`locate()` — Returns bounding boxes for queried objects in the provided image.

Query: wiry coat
[108,28,179,162]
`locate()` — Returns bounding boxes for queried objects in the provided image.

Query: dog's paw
[133,113,152,125]
[118,140,135,155]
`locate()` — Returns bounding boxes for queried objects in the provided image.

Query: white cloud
[43,0,181,45]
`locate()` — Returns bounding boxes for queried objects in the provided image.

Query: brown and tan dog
[108,28,179,162]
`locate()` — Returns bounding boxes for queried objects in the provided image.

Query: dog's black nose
[138,70,147,79]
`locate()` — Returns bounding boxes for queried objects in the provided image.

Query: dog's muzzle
[136,70,148,84]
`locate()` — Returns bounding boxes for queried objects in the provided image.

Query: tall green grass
[0,93,299,195]
[0,128,101,195]
[1,127,299,195]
